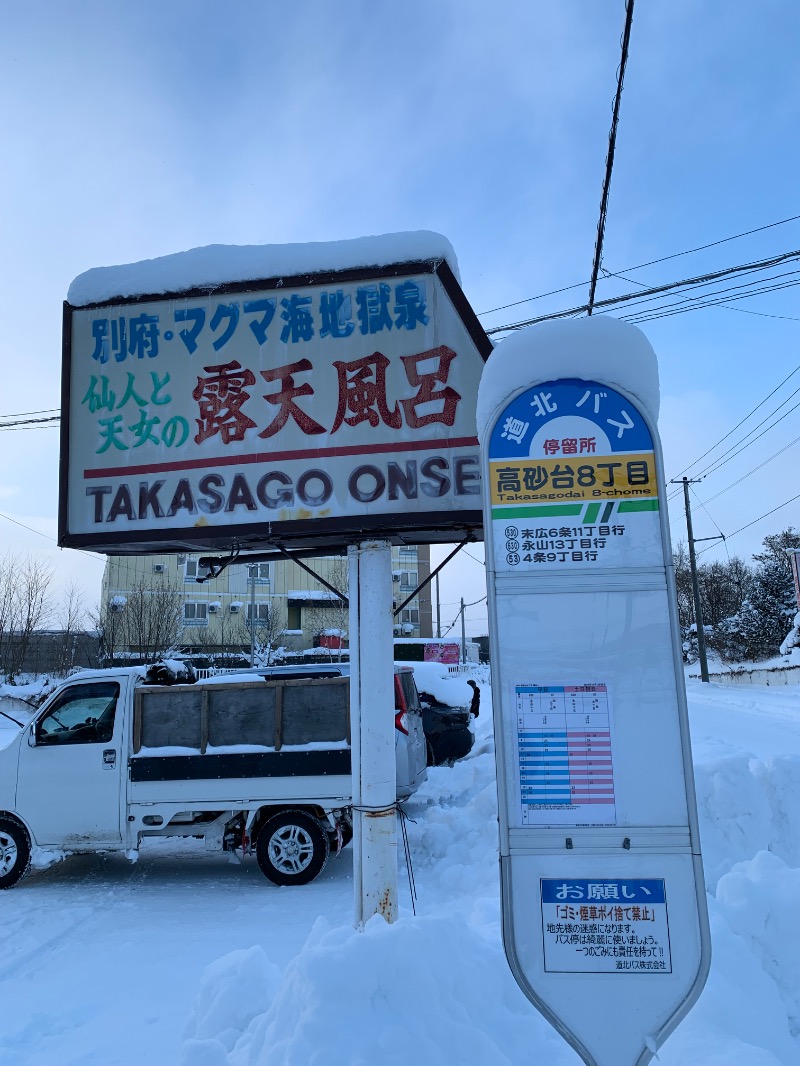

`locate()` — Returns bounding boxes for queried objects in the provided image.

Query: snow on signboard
[60,233,491,556]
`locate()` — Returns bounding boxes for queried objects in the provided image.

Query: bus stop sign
[479,317,710,1066]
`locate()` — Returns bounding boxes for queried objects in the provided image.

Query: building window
[399,570,418,589]
[401,608,419,625]
[246,562,271,584]
[184,602,208,626]
[247,602,271,626]
[287,604,302,630]
[185,558,211,582]
[398,547,417,556]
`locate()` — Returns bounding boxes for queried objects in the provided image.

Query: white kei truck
[0,665,427,889]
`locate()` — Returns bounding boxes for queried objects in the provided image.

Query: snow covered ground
[2,675,800,1065]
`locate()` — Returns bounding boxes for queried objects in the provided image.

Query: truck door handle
[103,749,116,769]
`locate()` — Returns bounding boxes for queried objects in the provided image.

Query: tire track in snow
[0,907,96,982]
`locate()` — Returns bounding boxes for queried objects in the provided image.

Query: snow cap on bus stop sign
[476,316,660,440]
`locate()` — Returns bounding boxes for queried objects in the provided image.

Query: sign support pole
[348,540,397,927]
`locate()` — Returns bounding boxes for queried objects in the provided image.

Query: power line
[667,362,800,483]
[602,265,800,321]
[697,433,800,506]
[689,484,730,563]
[602,265,800,322]
[696,491,800,555]
[440,595,487,637]
[587,0,635,315]
[666,388,800,502]
[0,508,106,564]
[478,213,800,318]
[0,415,61,430]
[620,276,800,324]
[485,247,800,334]
[0,407,59,419]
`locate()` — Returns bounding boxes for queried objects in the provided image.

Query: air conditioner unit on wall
[229,603,242,614]
[208,603,219,614]
[152,563,166,574]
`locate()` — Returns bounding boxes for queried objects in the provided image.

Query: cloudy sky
[1,0,799,635]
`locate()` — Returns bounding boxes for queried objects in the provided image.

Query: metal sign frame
[483,375,710,1066]
[59,258,491,556]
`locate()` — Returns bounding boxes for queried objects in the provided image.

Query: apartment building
[101,544,432,657]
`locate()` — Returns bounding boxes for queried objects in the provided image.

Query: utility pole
[680,478,709,683]
[436,574,441,638]
[248,565,256,667]
[460,596,466,664]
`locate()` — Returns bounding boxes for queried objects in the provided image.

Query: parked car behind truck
[0,664,426,889]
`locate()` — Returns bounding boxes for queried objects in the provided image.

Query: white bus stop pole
[348,540,397,927]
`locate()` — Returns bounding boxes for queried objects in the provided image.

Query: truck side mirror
[27,722,36,747]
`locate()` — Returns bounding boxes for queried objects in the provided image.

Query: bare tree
[94,579,184,664]
[237,600,289,667]
[52,580,90,676]
[197,603,248,666]
[91,594,127,666]
[0,554,54,677]
[302,560,349,662]
[0,554,18,673]
[122,579,185,662]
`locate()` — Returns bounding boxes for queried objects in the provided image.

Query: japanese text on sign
[540,879,672,974]
[89,281,430,364]
[515,683,616,827]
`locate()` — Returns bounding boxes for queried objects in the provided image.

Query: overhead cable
[485,247,800,334]
[665,387,800,502]
[478,212,800,318]
[587,0,636,314]
[696,492,800,555]
[698,434,800,506]
[667,361,800,482]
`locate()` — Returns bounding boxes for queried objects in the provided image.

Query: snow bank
[171,677,800,1066]
[68,231,459,306]
[182,946,282,1060]
[780,612,800,658]
[476,316,660,441]
[183,914,564,1066]
[661,897,800,1065]
[716,852,800,1041]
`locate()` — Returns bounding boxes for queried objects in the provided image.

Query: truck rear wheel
[255,809,329,886]
[0,818,31,889]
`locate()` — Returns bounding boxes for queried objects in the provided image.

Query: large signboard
[59,259,490,554]
[482,330,710,1066]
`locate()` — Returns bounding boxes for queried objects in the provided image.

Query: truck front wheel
[255,810,330,886]
[0,818,31,889]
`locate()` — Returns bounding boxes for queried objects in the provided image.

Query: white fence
[699,664,800,687]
